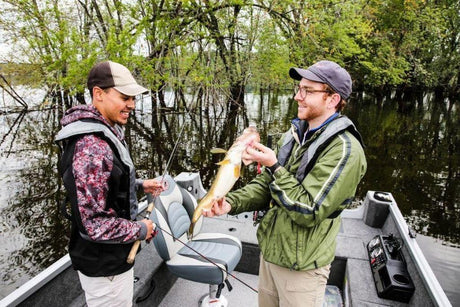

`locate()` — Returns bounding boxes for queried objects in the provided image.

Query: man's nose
[294,91,303,102]
[126,98,135,109]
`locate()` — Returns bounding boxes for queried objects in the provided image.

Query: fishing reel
[253,210,267,226]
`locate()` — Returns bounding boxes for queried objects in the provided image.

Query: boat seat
[167,232,242,284]
[150,175,242,304]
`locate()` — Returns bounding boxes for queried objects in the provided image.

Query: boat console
[368,234,415,302]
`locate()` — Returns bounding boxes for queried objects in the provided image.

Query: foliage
[0,0,458,103]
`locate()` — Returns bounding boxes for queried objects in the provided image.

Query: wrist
[136,179,144,191]
[267,161,280,175]
[138,221,148,239]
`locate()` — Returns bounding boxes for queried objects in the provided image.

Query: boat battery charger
[367,234,415,303]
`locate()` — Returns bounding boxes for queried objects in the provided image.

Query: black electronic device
[367,234,415,303]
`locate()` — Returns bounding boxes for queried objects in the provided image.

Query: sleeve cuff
[137,221,147,240]
[265,164,283,178]
[272,166,286,178]
[135,179,144,191]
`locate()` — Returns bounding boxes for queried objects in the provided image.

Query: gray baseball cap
[87,61,149,96]
[289,60,352,100]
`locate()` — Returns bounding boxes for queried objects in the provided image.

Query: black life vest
[277,115,364,219]
[56,122,135,277]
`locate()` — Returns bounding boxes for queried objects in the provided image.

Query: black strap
[60,195,73,221]
[326,210,342,219]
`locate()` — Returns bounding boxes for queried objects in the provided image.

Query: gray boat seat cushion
[167,201,191,238]
[151,175,242,285]
[167,233,242,285]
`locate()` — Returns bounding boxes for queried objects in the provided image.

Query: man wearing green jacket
[204,60,367,307]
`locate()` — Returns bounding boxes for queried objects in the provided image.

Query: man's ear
[92,87,104,102]
[327,93,341,109]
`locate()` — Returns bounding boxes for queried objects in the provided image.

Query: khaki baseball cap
[87,61,148,96]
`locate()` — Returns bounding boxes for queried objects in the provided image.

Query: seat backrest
[150,175,202,260]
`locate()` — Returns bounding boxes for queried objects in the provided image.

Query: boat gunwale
[0,178,452,307]
[385,193,451,307]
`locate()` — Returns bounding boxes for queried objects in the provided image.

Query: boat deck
[13,195,443,307]
[336,207,434,307]
[155,271,258,307]
[153,207,437,307]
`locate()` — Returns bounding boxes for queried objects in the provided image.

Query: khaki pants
[78,268,134,307]
[258,256,330,307]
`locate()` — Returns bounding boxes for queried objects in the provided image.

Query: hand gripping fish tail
[188,125,260,238]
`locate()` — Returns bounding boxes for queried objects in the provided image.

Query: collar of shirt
[302,112,340,144]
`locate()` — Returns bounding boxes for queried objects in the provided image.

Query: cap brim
[114,84,149,96]
[289,67,324,83]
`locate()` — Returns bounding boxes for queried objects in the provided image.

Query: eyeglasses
[294,85,331,99]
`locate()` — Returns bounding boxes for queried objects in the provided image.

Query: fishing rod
[128,100,258,294]
[155,223,258,293]
[127,201,154,263]
[127,99,196,263]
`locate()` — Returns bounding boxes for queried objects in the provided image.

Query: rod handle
[126,201,155,264]
[146,201,155,216]
[127,240,141,264]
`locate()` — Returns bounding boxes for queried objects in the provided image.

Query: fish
[189,125,260,237]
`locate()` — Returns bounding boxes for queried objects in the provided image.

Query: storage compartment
[363,191,391,228]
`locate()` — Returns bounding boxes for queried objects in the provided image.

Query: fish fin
[210,148,227,154]
[234,165,240,177]
[216,159,230,166]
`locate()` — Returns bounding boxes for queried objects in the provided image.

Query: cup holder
[393,274,410,284]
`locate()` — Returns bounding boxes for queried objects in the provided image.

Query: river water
[0,89,458,305]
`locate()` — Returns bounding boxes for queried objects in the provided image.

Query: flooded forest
[0,0,459,303]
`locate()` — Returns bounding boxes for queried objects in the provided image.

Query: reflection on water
[0,107,68,298]
[346,94,459,244]
[0,90,458,302]
[417,234,460,307]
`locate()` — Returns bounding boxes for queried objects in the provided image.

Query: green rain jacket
[226,115,367,271]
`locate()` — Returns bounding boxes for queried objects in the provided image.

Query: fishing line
[161,120,187,180]
[149,100,258,293]
[160,100,197,182]
[130,99,196,262]
[154,223,259,294]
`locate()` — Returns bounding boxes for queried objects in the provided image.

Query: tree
[0,0,458,108]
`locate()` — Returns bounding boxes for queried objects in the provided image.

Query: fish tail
[188,209,204,239]
[188,222,195,239]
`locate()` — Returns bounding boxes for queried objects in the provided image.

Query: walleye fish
[189,125,260,237]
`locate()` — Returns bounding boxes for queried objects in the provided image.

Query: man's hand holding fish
[243,142,278,171]
[202,197,231,217]
[188,125,261,236]
[202,141,279,219]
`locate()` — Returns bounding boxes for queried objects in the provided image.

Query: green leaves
[0,0,457,100]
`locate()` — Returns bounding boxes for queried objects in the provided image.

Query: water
[416,234,460,306]
[0,89,458,305]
